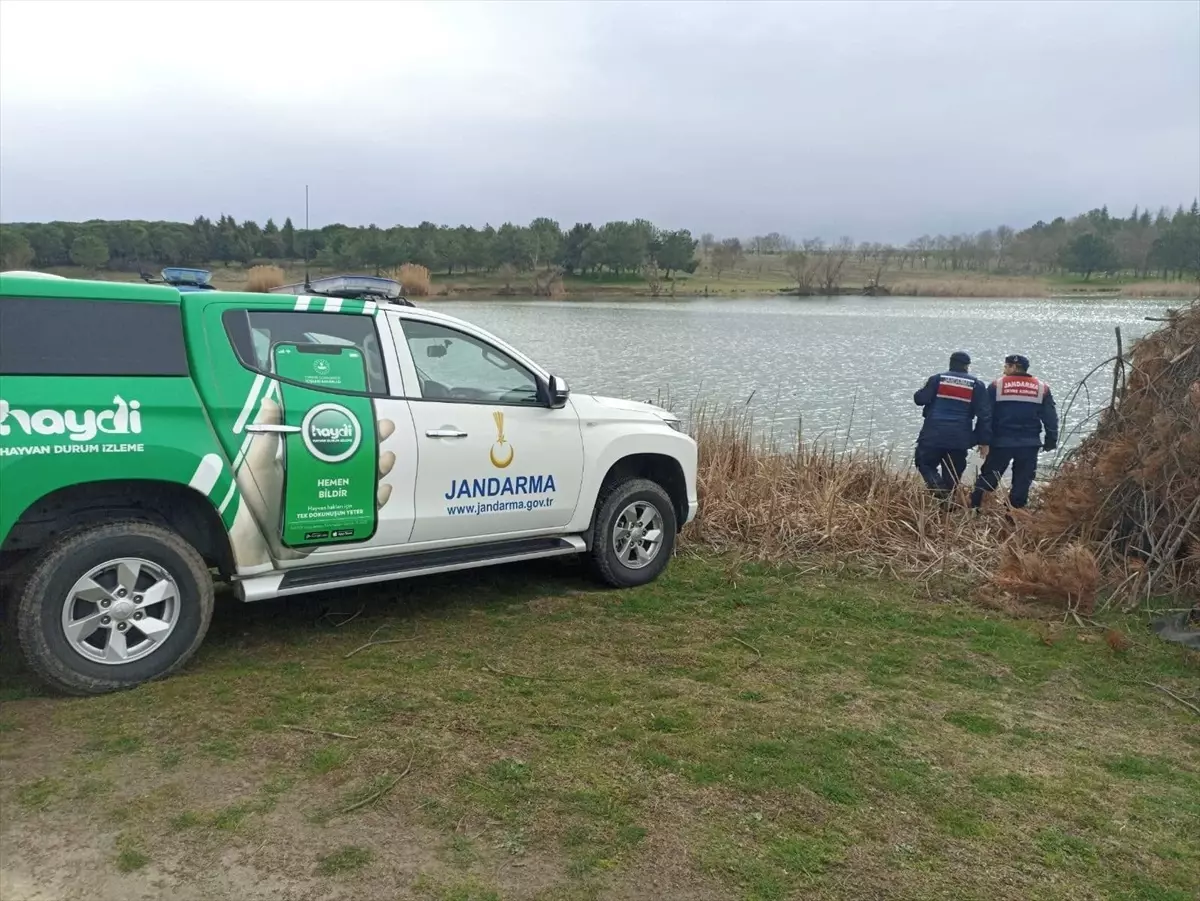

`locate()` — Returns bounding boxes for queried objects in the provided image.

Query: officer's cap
[1005,353,1030,369]
[949,351,971,367]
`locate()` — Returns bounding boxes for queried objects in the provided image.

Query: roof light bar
[271,274,408,302]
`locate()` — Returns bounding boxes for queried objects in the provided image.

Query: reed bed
[682,405,1003,587]
[887,277,1050,298]
[1116,280,1200,300]
[887,276,1197,300]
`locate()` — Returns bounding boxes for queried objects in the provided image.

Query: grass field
[2,556,1197,901]
[36,261,1200,301]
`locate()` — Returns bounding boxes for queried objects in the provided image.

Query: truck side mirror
[547,374,570,408]
[536,374,570,408]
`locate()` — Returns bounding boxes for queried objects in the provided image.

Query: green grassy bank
[2,556,1196,901]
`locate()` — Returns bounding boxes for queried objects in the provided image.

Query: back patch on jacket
[936,375,976,403]
[996,376,1046,403]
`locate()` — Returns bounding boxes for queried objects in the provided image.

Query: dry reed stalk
[388,263,432,297]
[244,264,286,292]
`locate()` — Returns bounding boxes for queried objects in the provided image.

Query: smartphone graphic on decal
[271,342,378,549]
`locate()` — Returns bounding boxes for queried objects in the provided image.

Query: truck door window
[223,310,389,395]
[400,320,539,406]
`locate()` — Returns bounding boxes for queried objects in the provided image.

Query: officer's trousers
[970,446,1039,509]
[915,445,968,498]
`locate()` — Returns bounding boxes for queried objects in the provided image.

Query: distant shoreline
[429,283,1195,302]
[21,265,1200,303]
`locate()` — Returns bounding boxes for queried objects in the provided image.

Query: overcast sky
[1,0,1197,241]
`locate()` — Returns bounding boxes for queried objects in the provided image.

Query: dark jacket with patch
[988,374,1058,448]
[914,370,993,450]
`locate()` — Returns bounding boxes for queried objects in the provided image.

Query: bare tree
[933,235,949,269]
[946,235,965,270]
[699,232,715,256]
[817,237,854,293]
[533,264,565,297]
[762,232,789,254]
[913,235,933,268]
[878,243,896,274]
[784,250,819,294]
[711,238,744,279]
[994,225,1015,271]
[975,229,997,271]
[641,258,665,297]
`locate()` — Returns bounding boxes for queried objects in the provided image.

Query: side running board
[235,536,585,602]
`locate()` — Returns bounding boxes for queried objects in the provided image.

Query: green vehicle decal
[184,292,386,565]
[186,452,242,533]
[0,375,265,565]
[1,276,386,577]
[271,343,378,547]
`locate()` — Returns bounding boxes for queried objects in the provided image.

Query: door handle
[426,429,468,438]
[246,424,303,434]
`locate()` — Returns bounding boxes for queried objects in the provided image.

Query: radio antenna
[303,184,313,292]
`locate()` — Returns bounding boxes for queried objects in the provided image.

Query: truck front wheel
[14,521,214,695]
[588,478,677,588]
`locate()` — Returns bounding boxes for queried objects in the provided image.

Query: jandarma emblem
[490,411,513,469]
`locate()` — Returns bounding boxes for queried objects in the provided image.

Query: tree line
[0,215,700,281]
[0,201,1196,286]
[735,201,1200,282]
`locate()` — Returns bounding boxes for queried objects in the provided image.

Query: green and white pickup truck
[0,273,698,694]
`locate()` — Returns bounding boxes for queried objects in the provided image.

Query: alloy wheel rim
[612,501,665,570]
[61,558,180,664]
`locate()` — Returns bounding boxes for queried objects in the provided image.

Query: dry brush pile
[994,301,1200,611]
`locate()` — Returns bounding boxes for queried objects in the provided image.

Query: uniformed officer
[913,351,993,501]
[970,353,1059,511]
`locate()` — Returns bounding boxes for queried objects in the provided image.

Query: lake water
[429,295,1176,462]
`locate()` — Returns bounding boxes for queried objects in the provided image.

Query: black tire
[14,521,214,696]
[588,478,677,588]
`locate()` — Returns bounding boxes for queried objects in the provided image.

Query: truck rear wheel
[14,521,214,695]
[588,478,677,588]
